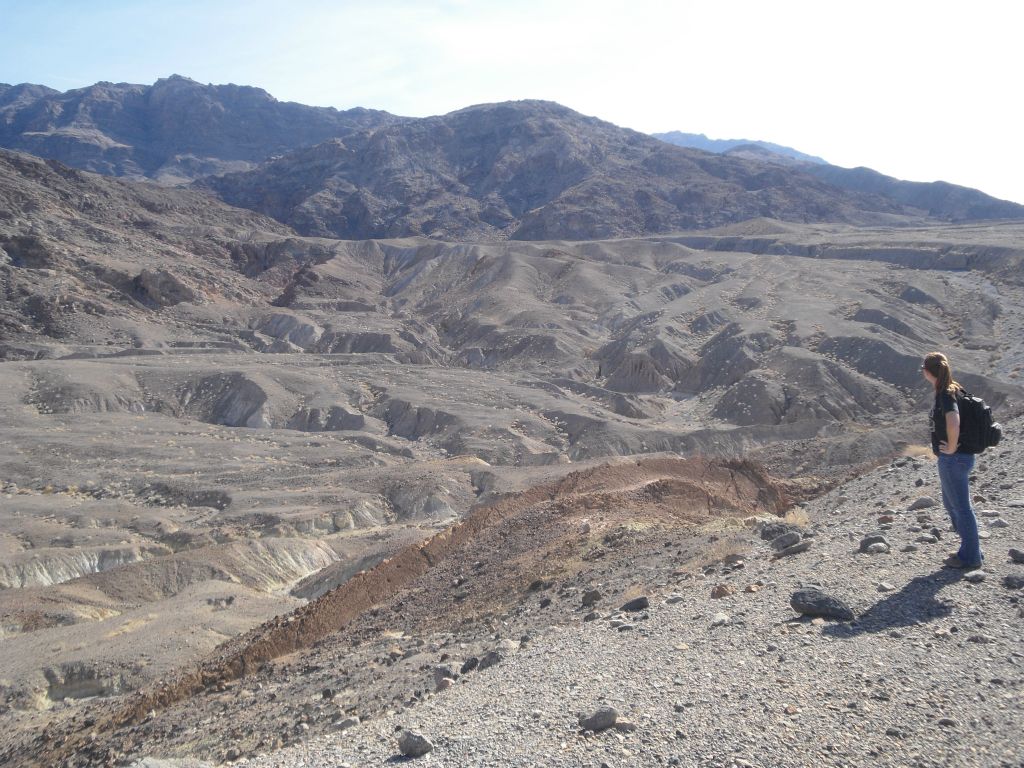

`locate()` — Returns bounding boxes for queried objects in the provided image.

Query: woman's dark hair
[923,351,963,395]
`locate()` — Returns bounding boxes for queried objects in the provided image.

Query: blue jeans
[936,453,983,565]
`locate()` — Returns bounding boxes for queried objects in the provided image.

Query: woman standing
[922,352,983,569]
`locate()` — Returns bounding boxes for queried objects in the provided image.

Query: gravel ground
[231,435,1024,768]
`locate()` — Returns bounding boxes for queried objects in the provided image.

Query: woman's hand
[938,440,957,455]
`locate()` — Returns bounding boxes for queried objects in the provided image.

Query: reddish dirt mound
[6,456,788,768]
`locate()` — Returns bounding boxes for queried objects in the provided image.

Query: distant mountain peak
[653,131,827,165]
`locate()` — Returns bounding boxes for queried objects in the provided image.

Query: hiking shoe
[944,555,982,570]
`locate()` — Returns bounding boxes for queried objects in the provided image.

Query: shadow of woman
[823,568,964,638]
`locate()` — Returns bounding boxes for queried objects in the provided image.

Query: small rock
[967,634,995,644]
[909,496,938,511]
[614,719,638,733]
[460,657,479,674]
[917,535,938,544]
[744,584,760,593]
[770,531,802,551]
[901,544,919,553]
[1002,575,1024,590]
[710,612,730,627]
[711,584,736,599]
[936,718,959,728]
[397,729,434,757]
[877,582,896,592]
[579,705,618,732]
[436,677,454,691]
[433,665,458,687]
[790,588,855,621]
[335,716,360,731]
[772,540,812,559]
[1009,548,1024,564]
[989,519,1009,528]
[980,509,1001,517]
[478,650,503,670]
[965,572,987,584]
[583,611,601,622]
[620,596,650,612]
[582,589,603,607]
[878,515,895,524]
[858,534,890,553]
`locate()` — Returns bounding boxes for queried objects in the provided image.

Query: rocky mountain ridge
[3,78,1023,244]
[0,75,401,184]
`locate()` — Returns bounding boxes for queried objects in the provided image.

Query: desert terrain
[0,79,1022,767]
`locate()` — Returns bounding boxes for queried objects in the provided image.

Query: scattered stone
[397,729,434,757]
[937,718,959,728]
[965,572,987,584]
[334,716,360,731]
[760,522,799,541]
[744,584,760,593]
[620,596,650,612]
[901,544,919,553]
[968,634,995,644]
[770,531,802,551]
[980,509,1001,517]
[711,584,736,599]
[579,705,618,732]
[917,535,939,544]
[614,719,638,733]
[433,665,458,688]
[584,611,601,622]
[858,534,890,553]
[665,594,685,604]
[1009,548,1024,564]
[772,540,812,559]
[460,657,479,674]
[865,542,889,555]
[582,589,603,607]
[1002,575,1024,590]
[436,677,454,691]
[989,519,1009,528]
[877,582,896,592]
[790,588,855,621]
[710,612,730,627]
[909,496,938,510]
[478,650,503,671]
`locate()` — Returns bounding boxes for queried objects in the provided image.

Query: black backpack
[956,390,1002,454]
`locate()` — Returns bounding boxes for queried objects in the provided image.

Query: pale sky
[2,0,1022,203]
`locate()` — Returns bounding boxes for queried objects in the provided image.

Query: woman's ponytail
[923,351,963,395]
